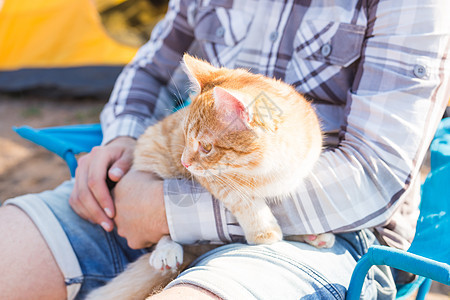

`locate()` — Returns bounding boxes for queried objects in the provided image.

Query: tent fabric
[0,0,139,97]
[0,66,123,99]
[0,0,137,69]
[0,66,125,98]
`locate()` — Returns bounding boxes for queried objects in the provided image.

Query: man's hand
[113,169,169,249]
[69,136,136,232]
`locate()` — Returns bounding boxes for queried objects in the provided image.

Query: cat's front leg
[149,235,183,272]
[224,195,282,245]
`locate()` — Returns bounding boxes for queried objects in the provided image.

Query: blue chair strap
[13,124,103,177]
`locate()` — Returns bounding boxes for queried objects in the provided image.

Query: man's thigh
[166,231,396,299]
[0,205,66,300]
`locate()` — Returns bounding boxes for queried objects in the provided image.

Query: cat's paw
[247,226,283,245]
[304,233,335,248]
[149,236,183,273]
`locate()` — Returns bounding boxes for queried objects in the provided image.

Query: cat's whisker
[190,175,196,190]
[223,173,257,189]
[223,174,268,201]
[168,72,187,110]
[211,174,255,205]
[171,143,186,149]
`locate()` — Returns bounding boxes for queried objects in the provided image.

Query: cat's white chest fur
[149,236,183,272]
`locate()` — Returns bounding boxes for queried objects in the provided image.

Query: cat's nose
[181,160,191,169]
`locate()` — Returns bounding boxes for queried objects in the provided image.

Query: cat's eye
[200,142,212,154]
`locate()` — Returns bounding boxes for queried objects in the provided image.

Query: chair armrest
[346,245,450,300]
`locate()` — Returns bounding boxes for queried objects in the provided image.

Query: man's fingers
[79,189,114,231]
[69,158,90,220]
[108,166,124,182]
[108,149,134,182]
[70,137,136,226]
[87,147,116,219]
[77,158,114,231]
[69,181,97,225]
[69,184,87,220]
[71,149,114,228]
[87,172,115,219]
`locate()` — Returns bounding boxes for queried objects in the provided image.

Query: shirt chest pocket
[294,20,366,68]
[194,6,252,47]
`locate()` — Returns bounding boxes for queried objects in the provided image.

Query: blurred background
[0,0,168,98]
[0,0,168,198]
[0,1,448,299]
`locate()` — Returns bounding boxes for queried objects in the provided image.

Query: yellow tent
[0,0,140,97]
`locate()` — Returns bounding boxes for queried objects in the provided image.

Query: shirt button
[413,64,427,78]
[216,27,225,38]
[321,43,332,57]
[269,31,278,42]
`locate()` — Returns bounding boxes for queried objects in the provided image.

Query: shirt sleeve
[100,0,195,145]
[163,1,450,244]
[272,1,450,235]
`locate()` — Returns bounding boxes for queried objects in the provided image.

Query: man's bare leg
[0,205,66,300]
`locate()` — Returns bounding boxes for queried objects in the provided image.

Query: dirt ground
[0,94,104,200]
[0,94,448,299]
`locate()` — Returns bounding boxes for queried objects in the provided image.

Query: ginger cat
[87,54,334,300]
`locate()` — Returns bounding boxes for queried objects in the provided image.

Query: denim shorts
[5,180,396,300]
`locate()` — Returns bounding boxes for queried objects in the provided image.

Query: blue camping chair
[13,118,450,299]
[14,123,103,177]
[347,118,450,299]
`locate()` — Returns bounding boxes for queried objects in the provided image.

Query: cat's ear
[183,54,217,93]
[213,86,251,130]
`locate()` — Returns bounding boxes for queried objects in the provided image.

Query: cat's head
[180,54,287,178]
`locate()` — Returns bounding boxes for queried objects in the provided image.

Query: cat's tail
[85,253,178,300]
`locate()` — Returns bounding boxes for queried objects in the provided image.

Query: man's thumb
[108,166,124,182]
[107,140,135,182]
[108,158,132,182]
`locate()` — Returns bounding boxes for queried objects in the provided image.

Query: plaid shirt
[101,0,450,249]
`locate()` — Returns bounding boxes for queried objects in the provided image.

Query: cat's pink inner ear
[213,87,249,130]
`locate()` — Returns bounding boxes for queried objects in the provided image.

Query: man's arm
[163,1,450,244]
[271,1,450,236]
